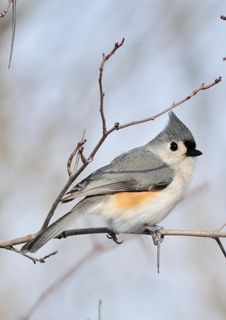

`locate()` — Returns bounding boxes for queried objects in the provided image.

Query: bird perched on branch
[22,112,202,253]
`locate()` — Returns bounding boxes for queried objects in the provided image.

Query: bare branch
[98,38,125,134]
[115,77,222,130]
[0,0,12,18]
[218,223,226,232]
[4,246,57,264]
[0,233,37,248]
[67,134,87,177]
[220,16,226,60]
[0,0,17,68]
[39,40,125,231]
[56,227,226,260]
[215,238,226,259]
[56,227,226,240]
[8,0,16,68]
[98,300,102,320]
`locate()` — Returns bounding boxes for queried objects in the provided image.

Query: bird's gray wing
[62,146,174,202]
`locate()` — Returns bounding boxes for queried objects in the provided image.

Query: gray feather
[21,196,103,253]
[62,147,174,202]
[152,111,195,144]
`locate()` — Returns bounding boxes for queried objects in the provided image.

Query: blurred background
[0,0,225,319]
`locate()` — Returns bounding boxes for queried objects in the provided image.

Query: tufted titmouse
[22,112,202,253]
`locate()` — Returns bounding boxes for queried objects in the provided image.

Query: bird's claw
[144,224,164,246]
[107,231,123,244]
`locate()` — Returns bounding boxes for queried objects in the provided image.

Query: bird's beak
[186,149,203,157]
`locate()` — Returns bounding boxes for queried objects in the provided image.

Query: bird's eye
[170,142,178,151]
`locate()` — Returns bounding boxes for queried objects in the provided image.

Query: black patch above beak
[186,148,202,157]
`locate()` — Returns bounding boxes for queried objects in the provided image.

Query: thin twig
[114,77,222,130]
[0,0,16,68]
[4,246,57,264]
[0,233,37,248]
[215,238,226,259]
[67,137,87,177]
[220,16,226,60]
[0,0,12,18]
[8,0,16,68]
[217,223,226,232]
[98,38,125,134]
[40,40,125,231]
[98,300,102,320]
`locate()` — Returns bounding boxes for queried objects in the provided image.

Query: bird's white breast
[102,157,194,232]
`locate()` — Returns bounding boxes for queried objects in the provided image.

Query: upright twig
[39,39,126,231]
[0,0,17,68]
[67,132,87,177]
[220,15,226,61]
[98,300,102,320]
[8,0,16,68]
[98,39,125,134]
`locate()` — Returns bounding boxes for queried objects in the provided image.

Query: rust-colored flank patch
[109,191,158,211]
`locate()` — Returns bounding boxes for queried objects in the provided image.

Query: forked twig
[4,246,57,264]
[67,133,87,176]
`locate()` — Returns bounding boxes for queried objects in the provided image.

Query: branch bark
[56,227,226,240]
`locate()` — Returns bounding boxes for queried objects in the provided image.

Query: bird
[22,112,202,253]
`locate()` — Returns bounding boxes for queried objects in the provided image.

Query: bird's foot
[144,224,164,274]
[144,224,164,246]
[107,231,123,244]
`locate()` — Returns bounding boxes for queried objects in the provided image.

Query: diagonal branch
[115,77,222,130]
[0,0,12,18]
[215,238,226,259]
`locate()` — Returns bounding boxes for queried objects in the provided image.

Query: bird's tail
[21,196,102,253]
